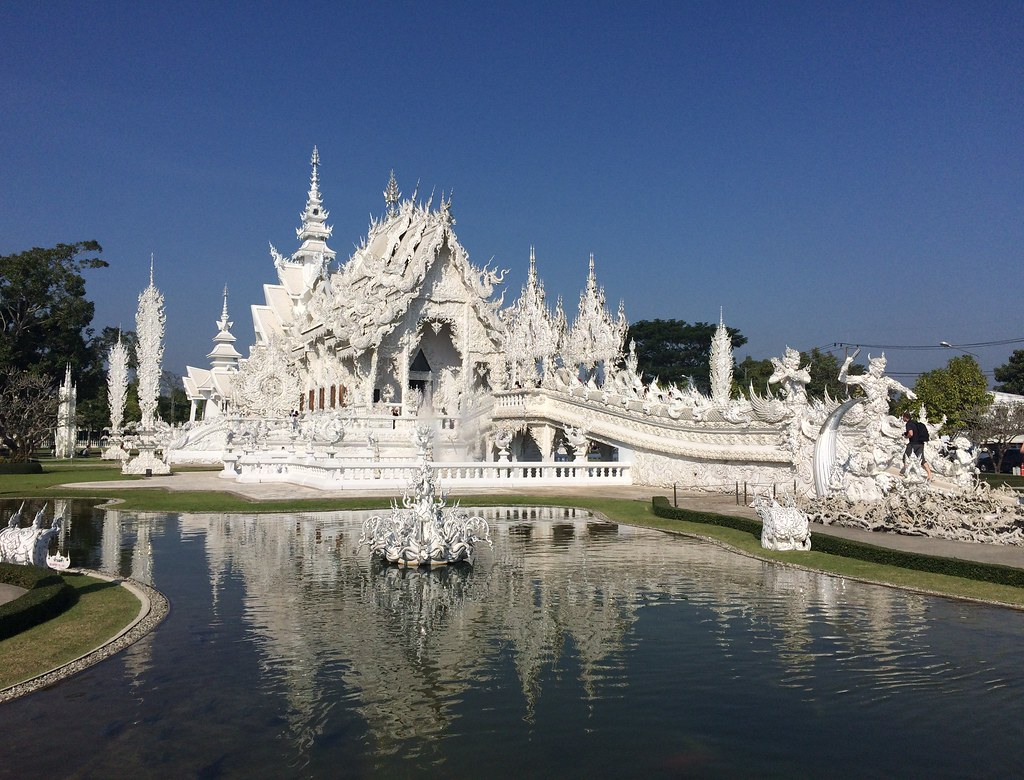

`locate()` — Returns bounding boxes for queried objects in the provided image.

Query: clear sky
[2,1,1021,384]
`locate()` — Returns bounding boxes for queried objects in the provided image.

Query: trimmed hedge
[0,461,43,474]
[651,496,1024,590]
[651,496,762,538]
[0,563,76,640]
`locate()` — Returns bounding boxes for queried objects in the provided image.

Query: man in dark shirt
[901,412,933,480]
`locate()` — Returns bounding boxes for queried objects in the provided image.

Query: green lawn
[0,572,141,690]
[981,472,1024,490]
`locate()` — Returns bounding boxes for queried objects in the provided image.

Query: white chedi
[359,426,492,567]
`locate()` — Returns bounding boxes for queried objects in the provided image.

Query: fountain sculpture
[360,427,492,567]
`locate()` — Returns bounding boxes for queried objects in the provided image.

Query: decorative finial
[384,170,400,216]
[149,253,155,286]
[440,190,454,223]
[221,285,229,320]
[309,146,321,196]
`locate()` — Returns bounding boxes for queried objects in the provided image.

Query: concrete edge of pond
[0,571,170,704]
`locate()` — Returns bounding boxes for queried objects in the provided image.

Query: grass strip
[0,572,141,690]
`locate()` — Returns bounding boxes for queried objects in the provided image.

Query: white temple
[169,148,991,515]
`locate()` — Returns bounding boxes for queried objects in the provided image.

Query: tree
[803,348,866,399]
[0,369,58,461]
[736,356,774,396]
[0,242,108,380]
[994,350,1024,395]
[626,319,747,393]
[963,402,1024,473]
[912,355,991,433]
[159,370,188,425]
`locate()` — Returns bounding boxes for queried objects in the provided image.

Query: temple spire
[384,170,400,216]
[219,285,230,329]
[208,283,241,369]
[284,145,336,278]
[586,252,598,294]
[296,146,333,245]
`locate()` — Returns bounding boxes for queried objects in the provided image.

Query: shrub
[0,563,76,640]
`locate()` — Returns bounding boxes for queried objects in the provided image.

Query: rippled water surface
[3,499,1024,778]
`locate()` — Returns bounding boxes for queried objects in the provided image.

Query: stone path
[63,471,1024,570]
[0,582,27,607]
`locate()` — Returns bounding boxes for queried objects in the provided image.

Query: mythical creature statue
[841,351,914,407]
[769,347,811,407]
[833,350,915,487]
[0,504,63,567]
[562,426,590,461]
[494,426,514,461]
[751,492,811,552]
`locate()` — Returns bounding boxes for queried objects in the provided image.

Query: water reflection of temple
[175,509,648,751]
[167,507,930,756]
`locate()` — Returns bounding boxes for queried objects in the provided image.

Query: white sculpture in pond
[751,492,811,552]
[359,426,492,567]
[0,504,65,568]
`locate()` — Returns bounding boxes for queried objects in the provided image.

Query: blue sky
[2,2,1021,384]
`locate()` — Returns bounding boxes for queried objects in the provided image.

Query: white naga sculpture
[751,492,811,552]
[0,503,65,568]
[359,427,492,567]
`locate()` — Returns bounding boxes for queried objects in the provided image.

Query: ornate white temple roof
[301,179,506,359]
[182,147,628,416]
[564,254,627,370]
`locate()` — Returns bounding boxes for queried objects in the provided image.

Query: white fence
[227,453,631,490]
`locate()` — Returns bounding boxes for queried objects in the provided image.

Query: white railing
[230,455,631,490]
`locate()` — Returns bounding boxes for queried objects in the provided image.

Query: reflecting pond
[3,499,1024,778]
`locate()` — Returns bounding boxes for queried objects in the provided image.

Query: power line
[824,339,1024,352]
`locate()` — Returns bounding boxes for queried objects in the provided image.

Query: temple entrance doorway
[409,321,462,414]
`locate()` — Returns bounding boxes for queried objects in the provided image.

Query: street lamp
[939,341,980,359]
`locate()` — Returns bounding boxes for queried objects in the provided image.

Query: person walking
[902,412,933,480]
